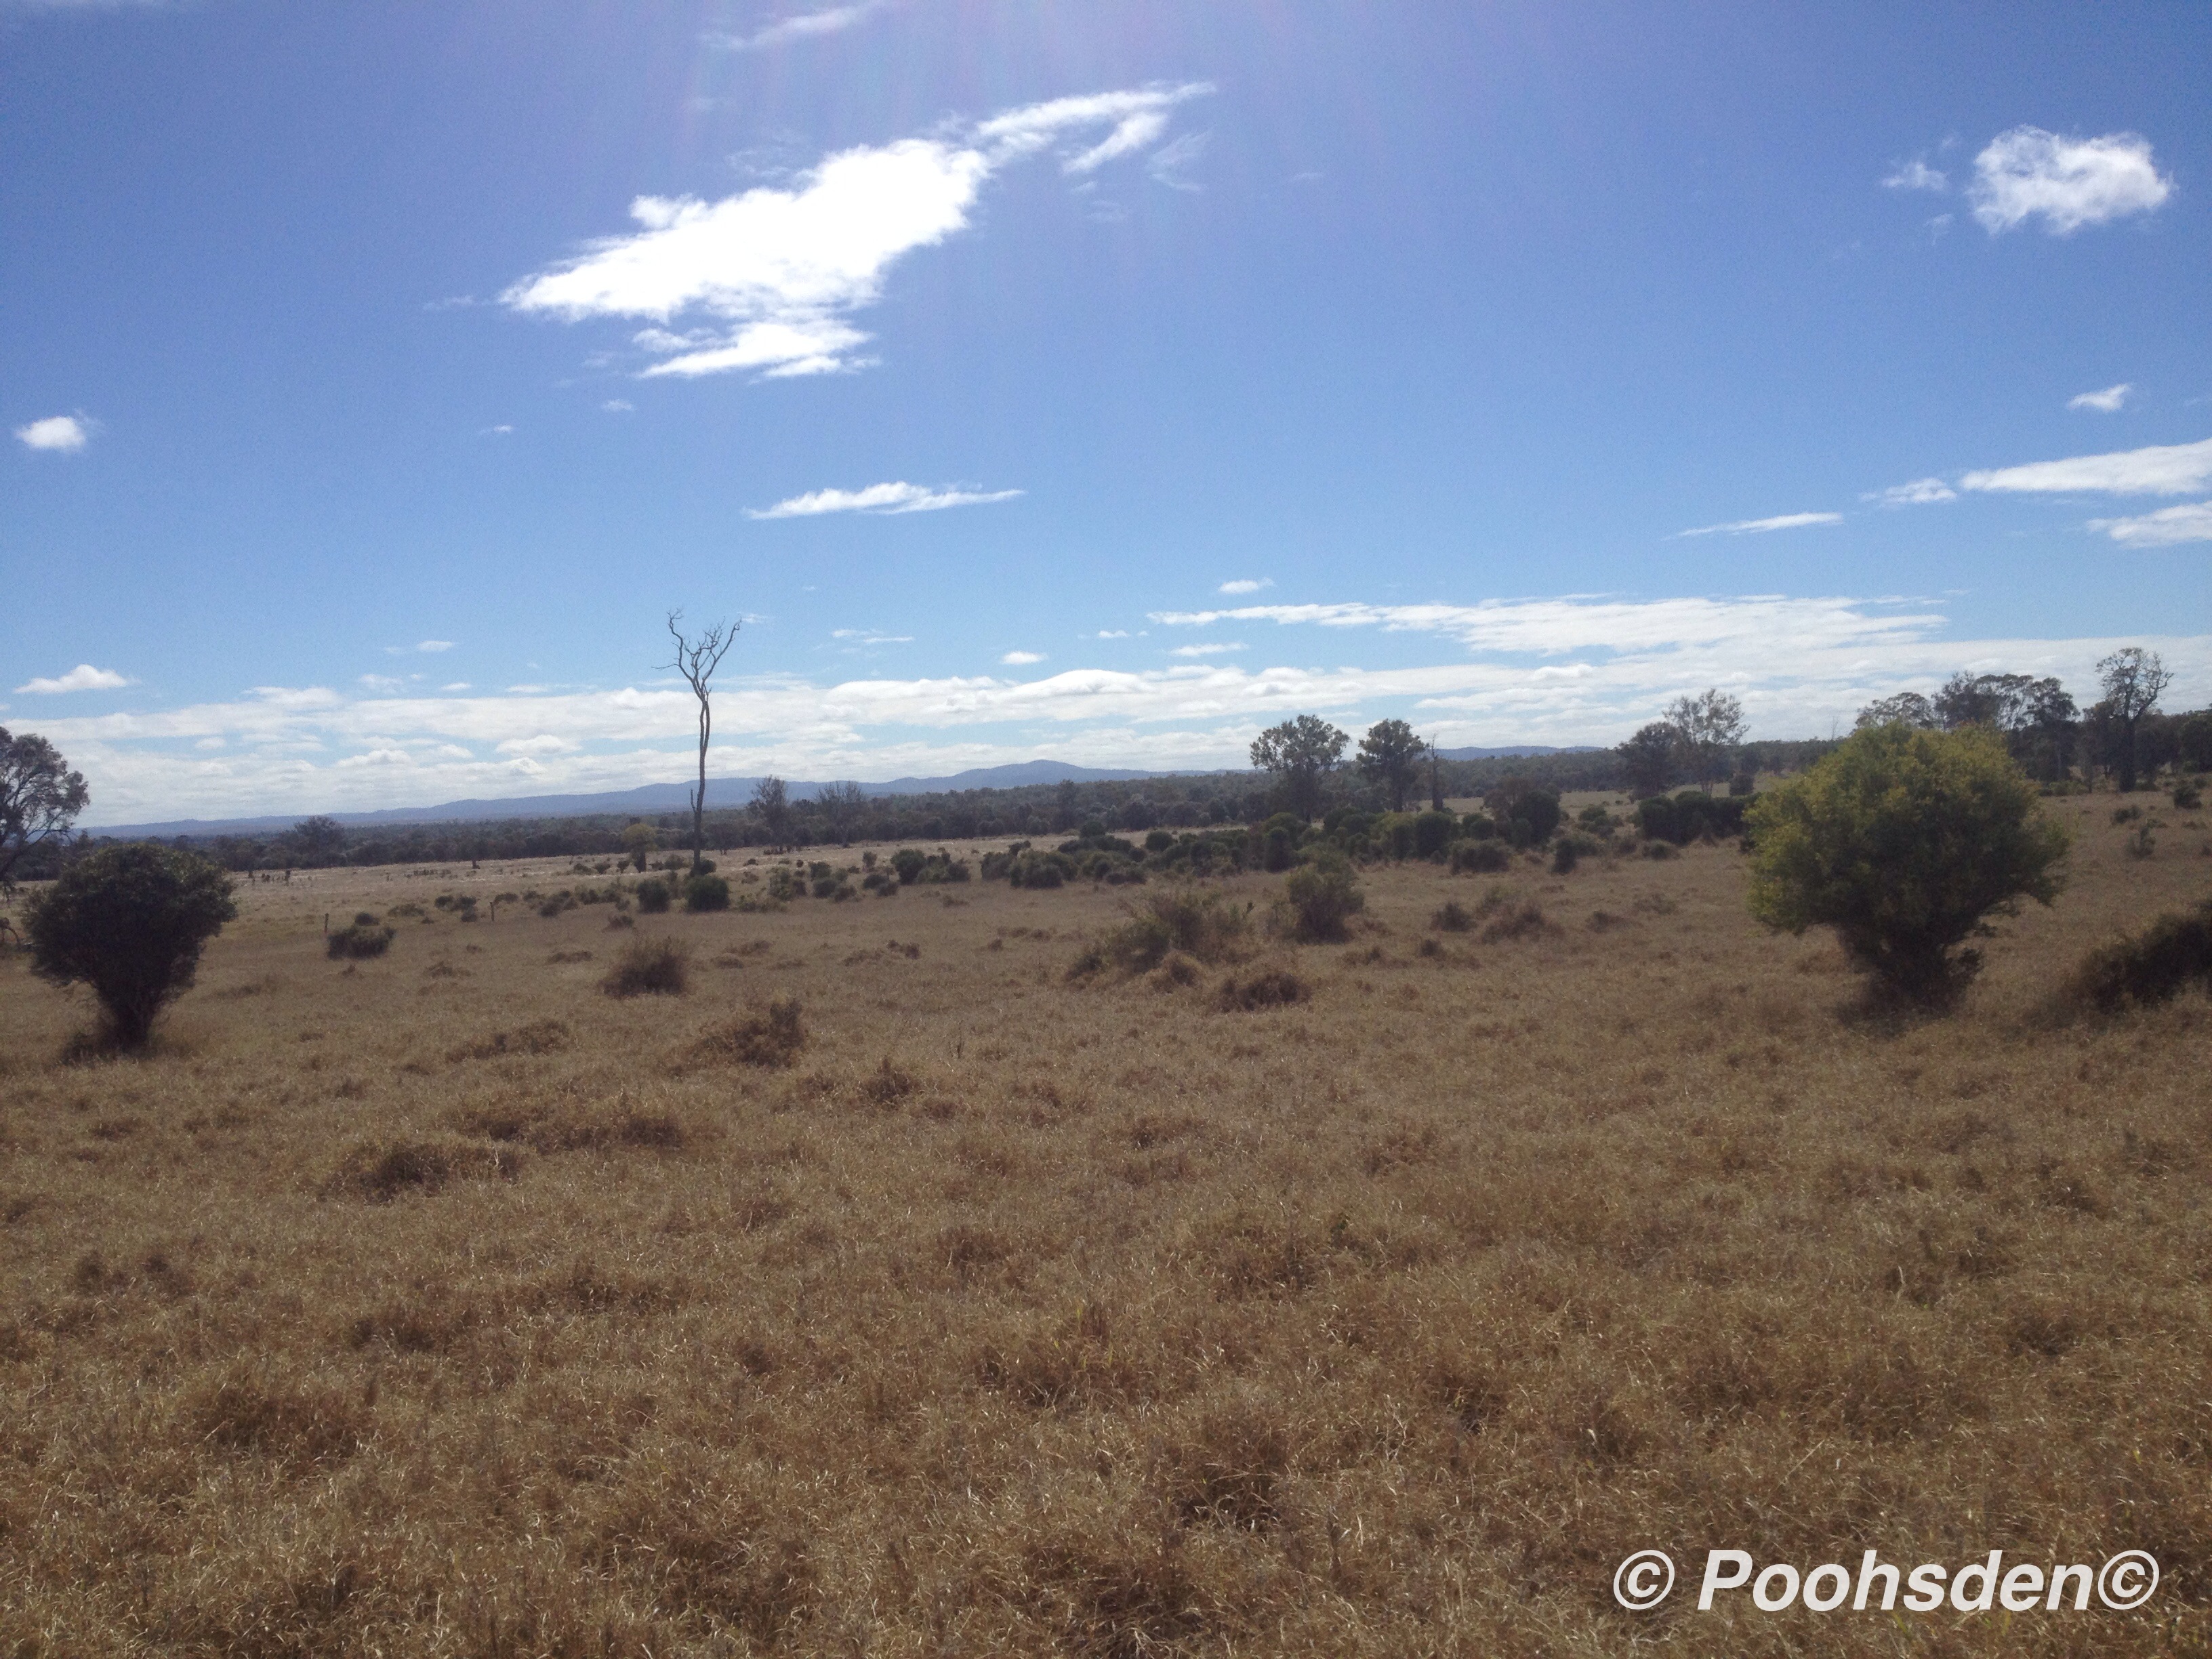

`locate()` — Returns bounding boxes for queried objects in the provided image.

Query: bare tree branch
[662,610,739,873]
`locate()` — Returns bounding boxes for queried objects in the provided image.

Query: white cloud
[497,734,579,756]
[1094,630,1130,639]
[602,398,635,413]
[358,674,408,693]
[2068,383,2131,413]
[2087,502,2212,548]
[15,414,91,453]
[709,3,884,52]
[441,682,472,692]
[1961,436,2212,496]
[831,628,914,644]
[16,663,132,694]
[1883,159,1947,192]
[1147,131,1210,191]
[1969,127,2173,234]
[1868,478,1957,506]
[1675,511,1843,537]
[384,639,456,655]
[504,84,1210,379]
[748,480,1021,518]
[1000,651,1045,665]
[1218,577,1272,594]
[1170,642,1244,657]
[336,747,413,769]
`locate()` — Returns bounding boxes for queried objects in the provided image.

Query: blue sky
[4,1,2208,823]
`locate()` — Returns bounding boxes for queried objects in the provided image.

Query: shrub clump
[2068,901,2212,1013]
[1450,840,1511,875]
[1747,724,2068,1006]
[1215,968,1311,1011]
[634,878,672,914]
[1090,889,1249,977]
[688,996,807,1067]
[24,843,237,1050]
[322,1135,525,1202]
[1432,901,1473,933]
[327,914,396,959]
[601,937,691,997]
[684,873,731,912]
[1270,856,1364,943]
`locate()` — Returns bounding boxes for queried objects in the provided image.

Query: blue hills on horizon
[84,748,1596,840]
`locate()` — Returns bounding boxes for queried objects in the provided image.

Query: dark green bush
[635,878,672,914]
[1272,856,1364,943]
[1088,889,1249,977]
[1637,790,1749,846]
[2173,779,2203,810]
[1486,778,1562,848]
[327,921,396,960]
[2069,901,2212,1012]
[22,844,239,1050]
[1215,968,1310,1011]
[684,874,730,912]
[1262,827,1296,872]
[1433,901,1473,933]
[890,847,928,884]
[1450,840,1511,874]
[1413,810,1456,859]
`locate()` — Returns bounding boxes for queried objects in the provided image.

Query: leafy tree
[0,728,89,894]
[1666,689,1746,784]
[1355,718,1427,812]
[25,843,237,1048]
[663,609,739,872]
[621,820,659,871]
[289,815,348,865]
[1746,724,2067,1006]
[1618,722,1680,797]
[2097,647,2173,792]
[1485,776,1562,848]
[817,780,867,844]
[2179,712,2212,773]
[751,776,791,846]
[1249,716,1347,820]
[1856,691,1938,731]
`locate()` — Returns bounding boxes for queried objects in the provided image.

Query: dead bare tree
[663,610,739,874]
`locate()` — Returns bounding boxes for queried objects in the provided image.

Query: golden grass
[1,798,2209,1655]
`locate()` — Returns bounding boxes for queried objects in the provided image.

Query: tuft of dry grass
[600,935,689,996]
[684,994,806,1067]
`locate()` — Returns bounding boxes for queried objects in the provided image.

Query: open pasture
[2,794,2209,1656]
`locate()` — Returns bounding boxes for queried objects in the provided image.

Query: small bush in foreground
[601,937,690,997]
[634,878,672,914]
[1092,889,1248,976]
[327,920,395,960]
[689,996,806,1067]
[1215,968,1310,1011]
[2068,901,2212,1013]
[26,842,237,1049]
[1271,856,1364,943]
[1748,725,2068,1006]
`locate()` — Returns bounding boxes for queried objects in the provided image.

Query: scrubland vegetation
[2,787,2210,1655]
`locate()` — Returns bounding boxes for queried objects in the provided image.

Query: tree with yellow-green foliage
[1746,723,2068,1006]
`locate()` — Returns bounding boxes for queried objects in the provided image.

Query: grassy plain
[2,792,2209,1656]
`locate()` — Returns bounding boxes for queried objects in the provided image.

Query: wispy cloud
[14,414,91,453]
[1000,651,1046,666]
[384,640,455,655]
[16,663,131,694]
[2087,502,2212,548]
[1960,436,2212,496]
[831,628,914,644]
[1169,642,1245,657]
[708,3,884,52]
[1218,577,1272,594]
[2068,383,2132,413]
[480,424,514,436]
[1969,127,2172,234]
[1868,478,1957,506]
[503,84,1211,380]
[748,480,1021,518]
[1675,511,1843,537]
[1882,159,1947,192]
[602,398,635,413]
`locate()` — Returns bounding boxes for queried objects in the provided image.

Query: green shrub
[1272,856,1364,943]
[635,878,672,913]
[765,867,800,902]
[1090,890,1249,977]
[1486,778,1561,848]
[684,874,730,912]
[2173,779,2203,810]
[1747,724,2068,1006]
[24,844,237,1050]
[601,937,690,997]
[1637,790,1748,846]
[327,921,396,960]
[1412,810,1457,859]
[2069,901,2212,1012]
[890,847,928,884]
[1432,901,1473,933]
[1450,840,1511,875]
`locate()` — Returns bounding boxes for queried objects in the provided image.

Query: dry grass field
[3,793,2209,1657]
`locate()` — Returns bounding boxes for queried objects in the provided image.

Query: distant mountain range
[86,748,1599,840]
